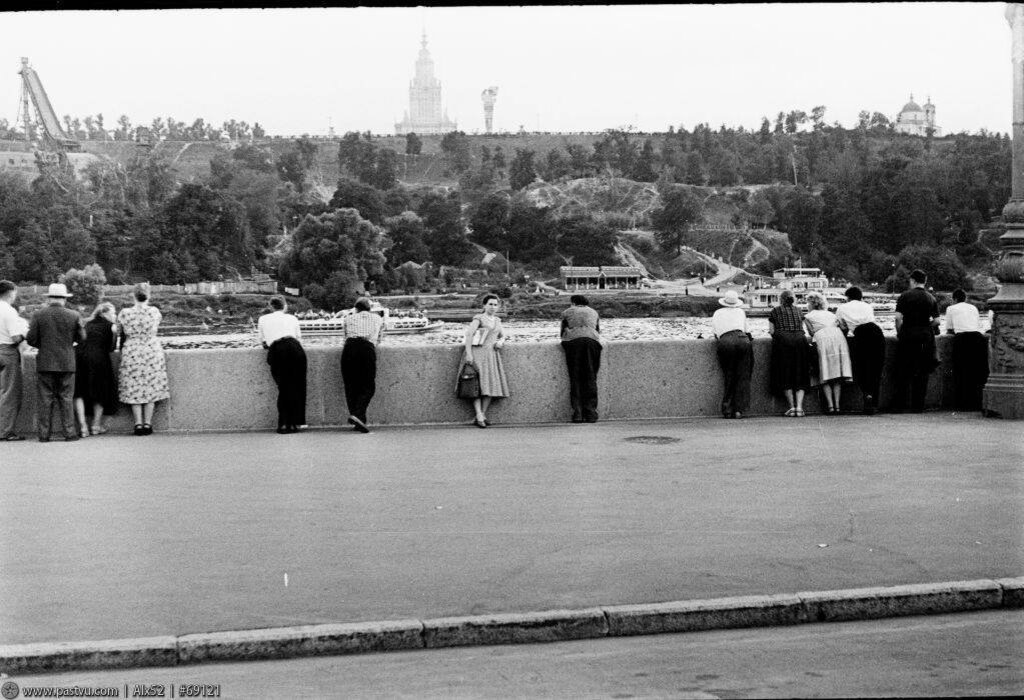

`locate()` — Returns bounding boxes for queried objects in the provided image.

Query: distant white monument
[894,94,941,136]
[395,32,457,136]
[481,86,498,134]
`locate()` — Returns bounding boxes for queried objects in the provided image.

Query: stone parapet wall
[13,336,962,433]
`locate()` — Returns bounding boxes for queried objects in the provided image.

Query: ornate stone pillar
[983,4,1024,417]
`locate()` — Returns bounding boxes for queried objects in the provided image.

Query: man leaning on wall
[560,294,603,423]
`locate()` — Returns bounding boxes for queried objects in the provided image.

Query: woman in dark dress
[768,289,812,417]
[74,302,118,436]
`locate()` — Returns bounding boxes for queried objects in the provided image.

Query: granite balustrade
[11,336,962,433]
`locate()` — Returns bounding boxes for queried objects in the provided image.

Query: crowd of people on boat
[0,267,991,441]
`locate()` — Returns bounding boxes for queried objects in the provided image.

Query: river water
[152,314,988,350]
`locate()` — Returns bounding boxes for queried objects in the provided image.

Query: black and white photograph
[1,3,1022,697]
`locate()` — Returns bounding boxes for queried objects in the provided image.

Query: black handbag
[457,362,481,399]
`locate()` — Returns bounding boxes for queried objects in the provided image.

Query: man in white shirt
[0,280,29,440]
[836,286,885,414]
[945,288,988,411]
[257,296,307,434]
[712,290,752,419]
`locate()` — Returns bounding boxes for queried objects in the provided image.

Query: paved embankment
[7,612,1023,697]
[0,414,1021,671]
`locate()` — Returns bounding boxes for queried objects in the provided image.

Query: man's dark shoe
[64,435,80,442]
[571,415,583,423]
[38,437,50,442]
[351,416,370,433]
[2,434,26,441]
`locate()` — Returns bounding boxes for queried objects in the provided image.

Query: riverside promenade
[1,412,1021,650]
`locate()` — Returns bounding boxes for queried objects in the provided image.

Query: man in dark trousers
[892,269,940,413]
[26,283,86,441]
[560,295,603,423]
[0,280,29,441]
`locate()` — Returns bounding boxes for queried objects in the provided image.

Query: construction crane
[17,57,81,152]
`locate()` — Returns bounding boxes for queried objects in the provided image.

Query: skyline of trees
[0,110,1012,299]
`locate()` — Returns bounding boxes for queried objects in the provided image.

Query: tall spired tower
[395,32,457,135]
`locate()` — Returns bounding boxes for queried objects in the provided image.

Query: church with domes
[894,94,941,137]
[395,32,457,136]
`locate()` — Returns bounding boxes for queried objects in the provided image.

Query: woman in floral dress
[118,283,169,435]
[461,294,509,427]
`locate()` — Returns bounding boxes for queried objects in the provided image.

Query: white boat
[296,303,444,336]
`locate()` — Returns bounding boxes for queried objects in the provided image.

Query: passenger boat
[296,303,444,336]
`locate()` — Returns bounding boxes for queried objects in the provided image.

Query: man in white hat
[25,283,86,441]
[712,289,753,419]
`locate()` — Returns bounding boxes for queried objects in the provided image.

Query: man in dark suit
[26,283,86,441]
[892,269,940,413]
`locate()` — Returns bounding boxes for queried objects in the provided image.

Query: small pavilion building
[560,266,643,291]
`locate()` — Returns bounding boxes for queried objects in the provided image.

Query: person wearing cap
[117,283,170,435]
[0,280,30,441]
[258,295,307,434]
[711,290,753,419]
[836,286,885,415]
[341,297,385,433]
[25,282,86,442]
[560,294,603,423]
[944,288,988,411]
[893,269,940,413]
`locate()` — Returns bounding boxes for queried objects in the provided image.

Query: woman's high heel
[473,418,488,429]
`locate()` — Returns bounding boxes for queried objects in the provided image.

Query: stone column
[983,4,1024,417]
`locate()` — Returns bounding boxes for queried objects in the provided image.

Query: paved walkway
[1,414,1021,644]
[11,611,1023,698]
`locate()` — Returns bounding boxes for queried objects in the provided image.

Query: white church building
[894,94,941,137]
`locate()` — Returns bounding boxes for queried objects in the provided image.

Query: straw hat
[46,283,73,298]
[718,290,745,307]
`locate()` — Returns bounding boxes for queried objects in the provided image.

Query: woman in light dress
[462,294,509,428]
[803,292,852,414]
[117,283,170,435]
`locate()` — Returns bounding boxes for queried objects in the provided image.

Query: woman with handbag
[461,294,509,428]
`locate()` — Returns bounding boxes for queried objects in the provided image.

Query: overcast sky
[0,3,1014,137]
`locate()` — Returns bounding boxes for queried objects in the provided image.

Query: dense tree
[889,244,970,292]
[338,131,377,183]
[417,190,472,265]
[329,179,386,224]
[405,132,423,156]
[61,263,107,307]
[651,186,704,254]
[282,208,388,304]
[554,213,618,266]
[508,199,557,264]
[383,211,431,266]
[468,192,511,251]
[509,148,537,191]
[440,130,472,173]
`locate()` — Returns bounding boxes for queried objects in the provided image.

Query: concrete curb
[3,577,1022,675]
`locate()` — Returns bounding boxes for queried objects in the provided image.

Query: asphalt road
[5,611,1022,698]
[1,413,1020,645]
